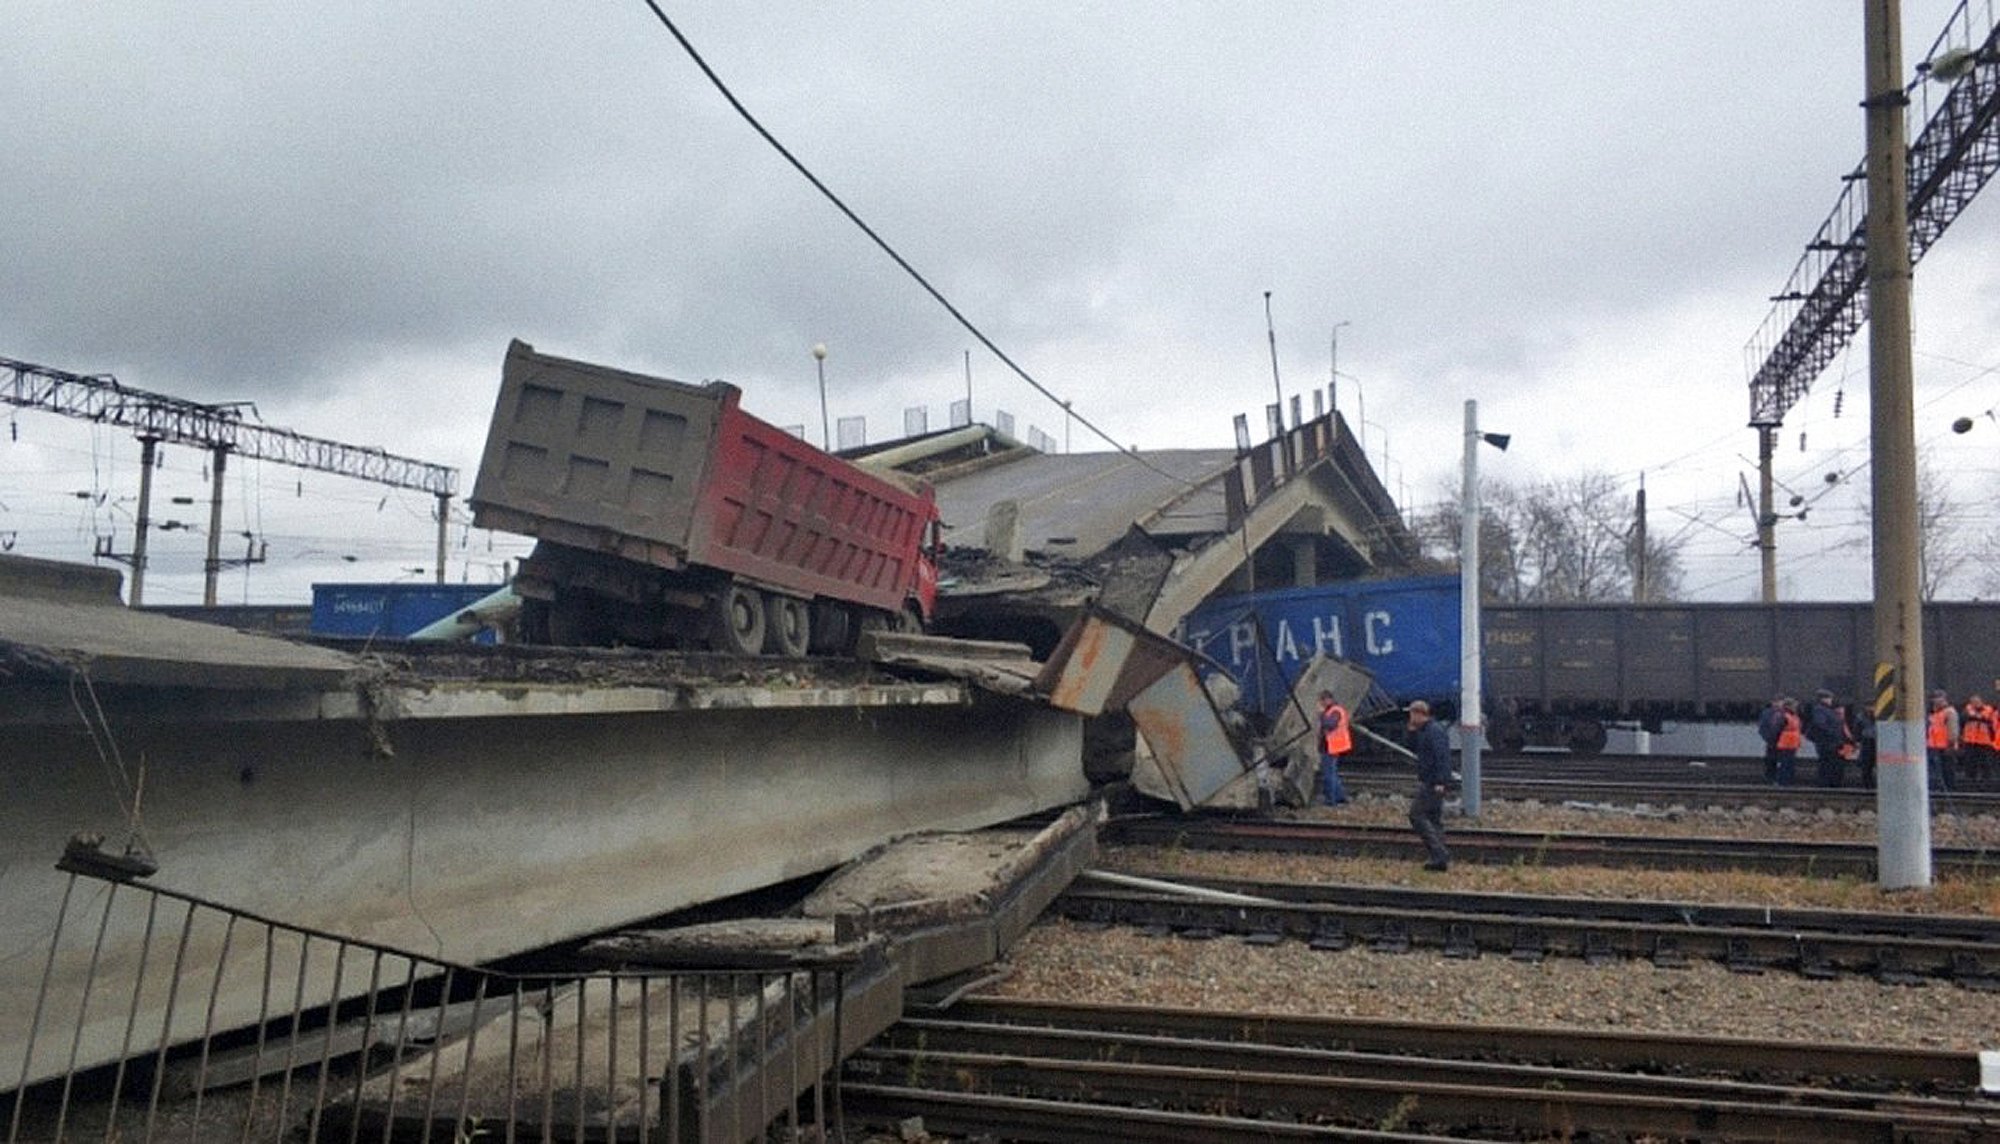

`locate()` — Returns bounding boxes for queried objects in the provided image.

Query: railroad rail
[1050,881,2000,986]
[1342,748,2000,788]
[847,997,1996,1141]
[1334,768,2000,812]
[1106,816,2000,878]
[1101,869,2000,946]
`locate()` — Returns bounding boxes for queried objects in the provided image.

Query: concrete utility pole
[1757,425,1778,602]
[1865,0,1932,889]
[1634,474,1649,602]
[130,438,159,605]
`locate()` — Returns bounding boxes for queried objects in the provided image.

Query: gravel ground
[986,795,2000,1054]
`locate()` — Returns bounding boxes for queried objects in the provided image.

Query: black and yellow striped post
[1873,662,1896,722]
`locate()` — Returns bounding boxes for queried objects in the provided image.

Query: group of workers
[1310,681,1991,876]
[1759,688,1993,789]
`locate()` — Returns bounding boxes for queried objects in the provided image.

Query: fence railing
[5,862,872,1144]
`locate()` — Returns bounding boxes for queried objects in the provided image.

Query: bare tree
[1861,450,1973,600]
[1917,452,1972,601]
[1414,470,1688,602]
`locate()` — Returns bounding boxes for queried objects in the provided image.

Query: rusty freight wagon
[1484,600,2000,753]
[470,340,943,653]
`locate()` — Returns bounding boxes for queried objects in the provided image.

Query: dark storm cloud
[1,2,1991,440]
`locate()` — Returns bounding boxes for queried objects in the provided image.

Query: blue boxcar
[311,583,507,642]
[1179,575,1463,718]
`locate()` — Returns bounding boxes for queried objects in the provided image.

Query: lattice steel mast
[0,354,458,605]
[1741,1,1999,598]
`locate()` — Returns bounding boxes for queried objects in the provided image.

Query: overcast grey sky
[4,2,1998,605]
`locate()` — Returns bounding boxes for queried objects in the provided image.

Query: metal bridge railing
[4,865,864,1144]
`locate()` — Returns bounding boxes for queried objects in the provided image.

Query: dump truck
[469,340,943,653]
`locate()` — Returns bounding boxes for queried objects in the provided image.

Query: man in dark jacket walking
[1406,700,1452,872]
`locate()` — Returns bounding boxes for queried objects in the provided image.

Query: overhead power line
[635,1,1198,487]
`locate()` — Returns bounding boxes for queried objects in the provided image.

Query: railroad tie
[1369,920,1411,954]
[1874,947,1925,987]
[1510,925,1548,963]
[1949,951,2000,992]
[1583,931,1618,966]
[1796,939,1839,980]
[1650,934,1689,969]
[1307,918,1349,951]
[1724,938,1767,975]
[1443,923,1480,960]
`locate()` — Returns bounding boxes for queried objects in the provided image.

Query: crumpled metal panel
[1036,606,1251,808]
[1125,662,1252,809]
[1036,606,1185,716]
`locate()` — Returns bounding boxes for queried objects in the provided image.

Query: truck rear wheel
[765,595,811,657]
[516,598,552,644]
[809,603,853,655]
[708,583,767,655]
[548,591,614,646]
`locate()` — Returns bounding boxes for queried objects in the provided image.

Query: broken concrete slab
[855,630,1044,695]
[801,804,1098,986]
[0,553,357,690]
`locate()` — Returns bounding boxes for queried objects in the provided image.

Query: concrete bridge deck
[0,554,1088,1089]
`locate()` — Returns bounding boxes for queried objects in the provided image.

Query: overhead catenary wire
[635,1,1200,487]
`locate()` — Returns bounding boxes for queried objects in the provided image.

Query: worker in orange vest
[1927,690,1960,791]
[1773,698,1803,786]
[1317,690,1352,807]
[1757,696,1791,785]
[1961,694,1997,781]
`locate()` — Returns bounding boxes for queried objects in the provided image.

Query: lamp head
[1954,416,1975,434]
[1927,46,1983,83]
[811,343,828,361]
[1480,432,1511,452]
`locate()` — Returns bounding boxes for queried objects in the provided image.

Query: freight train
[469,340,943,653]
[1178,576,2000,755]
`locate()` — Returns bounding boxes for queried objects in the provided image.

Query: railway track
[1328,768,2000,812]
[1056,870,2000,986]
[1106,816,2000,877]
[1341,752,2000,799]
[847,997,1996,1141]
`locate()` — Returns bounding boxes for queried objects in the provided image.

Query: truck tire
[809,602,854,655]
[516,598,553,645]
[709,583,768,655]
[548,591,614,646]
[765,594,811,658]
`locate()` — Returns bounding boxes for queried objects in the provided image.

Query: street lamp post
[1460,399,1510,818]
[812,343,830,452]
[1329,321,1351,413]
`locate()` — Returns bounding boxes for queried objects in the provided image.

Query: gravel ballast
[986,797,2000,1054]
